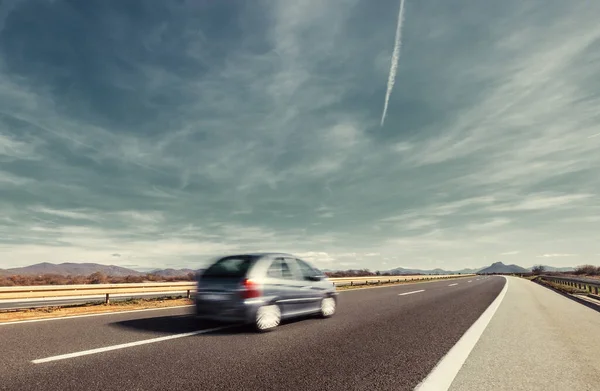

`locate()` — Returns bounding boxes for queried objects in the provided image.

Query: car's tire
[319,296,336,318]
[254,304,281,332]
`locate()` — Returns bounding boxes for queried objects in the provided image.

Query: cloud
[486,193,593,212]
[467,218,511,231]
[0,1,599,270]
[537,254,578,258]
[500,251,520,256]
[0,170,32,185]
[29,206,103,222]
[0,132,40,161]
[380,0,407,126]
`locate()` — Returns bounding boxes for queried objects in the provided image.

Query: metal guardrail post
[105,293,110,304]
[186,290,191,299]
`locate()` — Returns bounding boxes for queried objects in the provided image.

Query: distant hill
[455,267,485,274]
[2,262,142,277]
[385,266,485,275]
[477,262,529,274]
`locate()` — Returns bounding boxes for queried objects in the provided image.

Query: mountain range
[0,263,198,277]
[384,262,574,275]
[0,261,574,277]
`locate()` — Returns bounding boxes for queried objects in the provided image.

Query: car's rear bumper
[194,297,263,324]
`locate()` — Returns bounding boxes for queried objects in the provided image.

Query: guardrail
[537,275,600,296]
[330,274,470,287]
[0,274,474,310]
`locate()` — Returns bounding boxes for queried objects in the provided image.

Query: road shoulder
[449,276,600,391]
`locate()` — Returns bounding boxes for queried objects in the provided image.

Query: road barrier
[0,274,474,309]
[538,275,600,297]
[330,275,470,287]
[0,282,197,301]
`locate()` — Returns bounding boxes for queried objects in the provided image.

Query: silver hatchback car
[194,253,338,332]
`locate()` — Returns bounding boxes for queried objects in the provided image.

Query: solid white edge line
[414,276,508,391]
[398,290,425,296]
[448,283,458,286]
[0,305,194,326]
[32,325,229,364]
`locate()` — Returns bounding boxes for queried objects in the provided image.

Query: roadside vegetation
[571,265,600,277]
[324,269,429,278]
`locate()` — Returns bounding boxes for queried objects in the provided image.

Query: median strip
[32,326,231,364]
[398,290,425,296]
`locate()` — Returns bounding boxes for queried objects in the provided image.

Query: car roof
[221,252,295,258]
[250,252,295,258]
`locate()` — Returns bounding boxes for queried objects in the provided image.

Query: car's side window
[268,258,294,279]
[294,258,319,280]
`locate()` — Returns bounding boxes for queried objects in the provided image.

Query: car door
[264,257,302,316]
[292,258,328,311]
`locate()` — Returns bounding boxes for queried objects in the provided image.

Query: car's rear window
[201,255,258,279]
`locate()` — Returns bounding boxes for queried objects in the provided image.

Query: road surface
[0,276,598,390]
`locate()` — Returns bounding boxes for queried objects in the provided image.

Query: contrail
[380,0,407,127]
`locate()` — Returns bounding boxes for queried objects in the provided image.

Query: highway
[0,276,466,310]
[0,276,598,391]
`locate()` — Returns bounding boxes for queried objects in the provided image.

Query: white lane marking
[414,276,508,391]
[0,305,194,326]
[468,280,472,283]
[448,283,458,287]
[32,325,230,364]
[398,290,425,296]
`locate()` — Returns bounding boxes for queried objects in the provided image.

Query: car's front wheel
[254,304,281,332]
[319,296,336,318]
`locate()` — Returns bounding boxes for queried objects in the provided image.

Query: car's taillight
[241,278,261,299]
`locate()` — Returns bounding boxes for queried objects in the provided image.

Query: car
[194,252,338,332]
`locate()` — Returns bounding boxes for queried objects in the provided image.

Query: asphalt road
[0,277,504,391]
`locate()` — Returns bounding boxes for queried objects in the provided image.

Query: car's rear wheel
[254,304,281,332]
[319,296,336,318]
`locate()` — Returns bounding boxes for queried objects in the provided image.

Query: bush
[0,276,15,286]
[89,272,108,284]
[325,269,375,278]
[531,265,545,275]
[124,275,144,283]
[574,265,599,276]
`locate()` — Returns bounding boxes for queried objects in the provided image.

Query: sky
[1,0,600,271]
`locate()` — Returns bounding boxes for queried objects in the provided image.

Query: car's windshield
[201,256,258,279]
